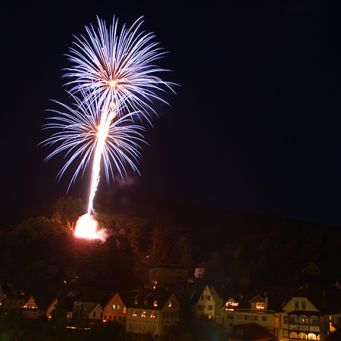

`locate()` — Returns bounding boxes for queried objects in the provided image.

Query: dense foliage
[0,197,340,294]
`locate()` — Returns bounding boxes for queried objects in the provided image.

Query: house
[66,286,108,323]
[103,292,129,324]
[125,288,180,337]
[148,263,188,286]
[88,303,103,321]
[73,300,97,320]
[221,294,278,338]
[220,289,341,341]
[278,296,328,341]
[0,289,57,320]
[194,285,224,320]
[21,295,41,319]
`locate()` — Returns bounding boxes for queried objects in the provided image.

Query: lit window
[123,307,127,314]
[134,299,138,305]
[298,332,308,339]
[300,315,308,324]
[256,302,265,310]
[153,300,158,307]
[132,310,137,317]
[151,311,157,318]
[289,331,298,339]
[168,301,173,308]
[141,311,146,318]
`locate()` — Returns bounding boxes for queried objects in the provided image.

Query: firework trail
[43,16,174,239]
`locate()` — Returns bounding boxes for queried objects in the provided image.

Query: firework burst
[43,16,174,240]
[42,92,146,199]
[64,16,175,123]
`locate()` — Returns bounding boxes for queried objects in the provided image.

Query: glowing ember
[74,213,106,241]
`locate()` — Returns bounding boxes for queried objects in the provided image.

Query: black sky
[1,0,340,225]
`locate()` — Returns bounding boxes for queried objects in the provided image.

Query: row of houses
[193,285,341,341]
[1,263,341,340]
[0,284,181,338]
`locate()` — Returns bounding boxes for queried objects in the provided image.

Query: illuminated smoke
[74,213,107,241]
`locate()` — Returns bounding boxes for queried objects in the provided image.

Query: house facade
[103,292,127,324]
[194,285,224,320]
[72,300,97,320]
[278,296,328,341]
[125,289,180,337]
[88,303,103,321]
[21,295,40,319]
[221,295,278,338]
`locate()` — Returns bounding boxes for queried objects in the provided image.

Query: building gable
[23,296,38,310]
[282,297,319,313]
[103,293,127,323]
[89,303,103,320]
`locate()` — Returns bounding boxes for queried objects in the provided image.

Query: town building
[221,294,278,338]
[103,292,129,324]
[88,303,104,321]
[278,296,328,341]
[125,288,180,338]
[194,285,224,320]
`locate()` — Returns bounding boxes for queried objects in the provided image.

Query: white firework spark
[64,16,175,124]
[41,92,146,207]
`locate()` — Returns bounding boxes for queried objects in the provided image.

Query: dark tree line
[0,197,340,294]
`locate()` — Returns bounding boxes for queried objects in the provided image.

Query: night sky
[1,1,340,225]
